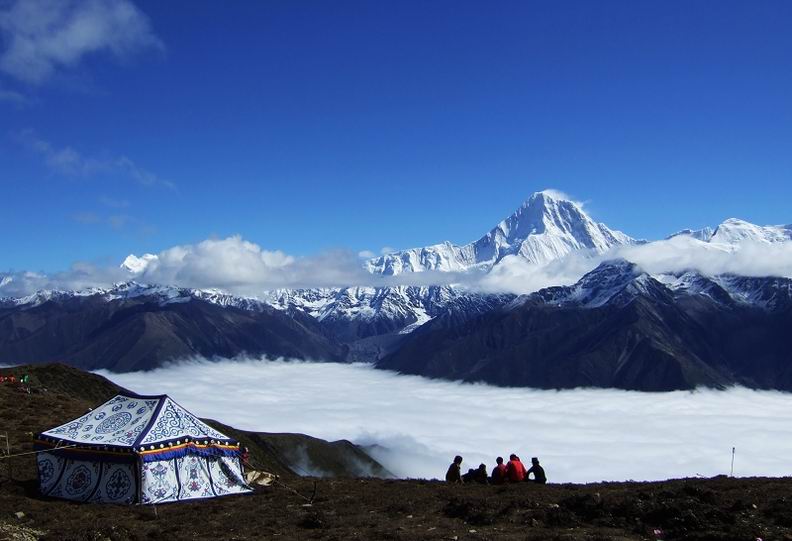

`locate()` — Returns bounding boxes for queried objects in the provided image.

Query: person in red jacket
[506,454,526,482]
[490,456,508,484]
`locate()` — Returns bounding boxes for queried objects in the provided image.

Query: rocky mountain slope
[379,260,792,391]
[0,291,347,372]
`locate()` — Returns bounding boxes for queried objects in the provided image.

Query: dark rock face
[0,295,346,372]
[3,262,792,392]
[378,263,792,391]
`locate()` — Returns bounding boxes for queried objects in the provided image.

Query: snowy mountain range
[2,190,792,389]
[669,218,792,245]
[365,191,637,275]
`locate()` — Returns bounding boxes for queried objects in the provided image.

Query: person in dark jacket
[506,454,526,482]
[526,457,547,484]
[446,455,463,483]
[491,456,508,484]
[463,464,488,484]
[461,467,476,483]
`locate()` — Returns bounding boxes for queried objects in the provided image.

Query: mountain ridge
[2,191,792,391]
[365,191,637,275]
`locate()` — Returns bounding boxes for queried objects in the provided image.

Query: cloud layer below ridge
[4,233,792,298]
[99,358,792,482]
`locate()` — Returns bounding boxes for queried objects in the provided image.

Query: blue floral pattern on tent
[177,455,213,500]
[65,465,92,497]
[105,467,132,500]
[41,396,159,447]
[208,456,248,496]
[48,459,102,501]
[139,398,229,445]
[37,453,65,495]
[84,462,137,504]
[96,412,132,434]
[141,459,179,504]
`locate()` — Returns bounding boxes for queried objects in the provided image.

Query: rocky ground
[0,364,791,540]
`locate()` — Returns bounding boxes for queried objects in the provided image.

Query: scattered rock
[0,522,46,541]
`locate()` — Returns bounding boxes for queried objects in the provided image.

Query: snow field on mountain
[100,358,792,483]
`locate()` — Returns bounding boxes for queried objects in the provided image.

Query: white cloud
[539,188,588,209]
[477,253,597,294]
[357,250,376,259]
[126,236,485,295]
[98,357,792,483]
[0,0,163,85]
[477,236,792,295]
[15,130,173,189]
[622,236,792,278]
[5,232,792,299]
[0,234,470,298]
[0,264,128,297]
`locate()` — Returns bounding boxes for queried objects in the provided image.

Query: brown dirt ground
[1,365,792,540]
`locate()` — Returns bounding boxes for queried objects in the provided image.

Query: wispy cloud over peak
[0,0,163,85]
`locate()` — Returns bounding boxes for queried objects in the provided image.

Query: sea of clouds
[98,357,792,483]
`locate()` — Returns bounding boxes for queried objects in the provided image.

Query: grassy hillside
[0,364,791,540]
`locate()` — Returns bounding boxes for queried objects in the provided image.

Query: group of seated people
[445,454,546,485]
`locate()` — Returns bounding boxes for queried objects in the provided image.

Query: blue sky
[2,0,792,272]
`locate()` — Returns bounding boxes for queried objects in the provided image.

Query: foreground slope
[1,365,792,540]
[0,364,388,480]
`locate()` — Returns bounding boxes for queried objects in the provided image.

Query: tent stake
[2,432,10,481]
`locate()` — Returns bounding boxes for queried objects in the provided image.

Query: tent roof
[40,393,235,449]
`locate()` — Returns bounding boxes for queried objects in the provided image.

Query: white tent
[35,393,252,504]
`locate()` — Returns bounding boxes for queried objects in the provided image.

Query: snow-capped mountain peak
[709,218,792,245]
[121,253,157,273]
[366,190,636,276]
[666,227,716,242]
[523,259,654,308]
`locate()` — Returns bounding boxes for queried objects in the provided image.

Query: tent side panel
[141,459,180,504]
[176,455,214,500]
[88,462,138,504]
[207,455,251,497]
[37,451,66,496]
[41,456,102,502]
